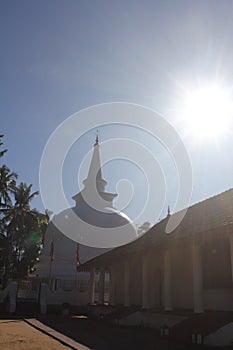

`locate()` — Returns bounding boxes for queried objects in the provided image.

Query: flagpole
[48,258,53,288]
[75,265,78,288]
[49,240,54,289]
[75,243,80,288]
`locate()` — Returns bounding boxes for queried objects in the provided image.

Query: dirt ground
[0,319,68,350]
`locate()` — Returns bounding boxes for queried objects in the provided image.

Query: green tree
[0,165,18,207]
[11,208,48,278]
[2,183,48,283]
[0,135,49,287]
[137,221,151,236]
[0,134,7,158]
[0,135,17,208]
[0,135,15,285]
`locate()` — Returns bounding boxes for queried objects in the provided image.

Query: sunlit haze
[184,85,232,139]
[1,1,233,226]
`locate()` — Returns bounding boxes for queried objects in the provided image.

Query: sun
[184,85,232,139]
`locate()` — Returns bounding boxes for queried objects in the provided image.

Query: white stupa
[35,134,137,280]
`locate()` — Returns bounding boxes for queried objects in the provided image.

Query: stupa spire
[84,131,106,192]
[72,132,117,206]
[94,130,99,146]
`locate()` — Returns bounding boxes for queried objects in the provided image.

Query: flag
[50,240,54,261]
[76,243,80,268]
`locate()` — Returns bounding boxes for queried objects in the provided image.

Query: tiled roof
[79,188,233,268]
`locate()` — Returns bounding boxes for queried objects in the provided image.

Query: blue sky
[1,1,233,226]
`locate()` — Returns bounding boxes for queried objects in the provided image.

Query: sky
[1,0,233,227]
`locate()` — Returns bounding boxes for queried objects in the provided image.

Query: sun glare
[184,85,233,139]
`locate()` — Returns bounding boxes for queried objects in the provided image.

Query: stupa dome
[35,134,137,277]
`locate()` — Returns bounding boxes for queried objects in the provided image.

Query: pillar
[228,230,233,285]
[109,265,116,305]
[99,267,105,305]
[39,282,48,314]
[192,237,204,313]
[124,260,130,307]
[142,253,150,309]
[8,281,17,314]
[89,267,95,304]
[164,248,173,311]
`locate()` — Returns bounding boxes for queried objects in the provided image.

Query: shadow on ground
[36,315,228,350]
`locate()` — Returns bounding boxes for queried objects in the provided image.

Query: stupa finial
[167,205,171,217]
[94,130,99,146]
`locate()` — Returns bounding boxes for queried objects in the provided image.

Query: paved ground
[38,315,232,350]
[0,315,230,349]
[39,315,162,350]
[0,316,184,350]
[37,315,196,350]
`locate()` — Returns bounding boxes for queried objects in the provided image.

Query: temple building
[2,134,233,345]
[2,134,233,344]
[81,189,233,313]
[36,134,233,314]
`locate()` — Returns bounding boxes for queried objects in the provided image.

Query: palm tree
[0,135,17,209]
[0,165,18,207]
[0,165,17,286]
[14,182,39,210]
[0,134,7,159]
[2,183,43,285]
[14,208,49,277]
[0,135,49,286]
[8,183,39,264]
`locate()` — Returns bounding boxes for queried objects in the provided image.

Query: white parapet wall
[46,288,89,306]
[0,281,18,314]
[39,282,89,314]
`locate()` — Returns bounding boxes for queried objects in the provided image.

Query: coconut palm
[0,165,17,207]
[11,208,49,278]
[0,134,7,159]
[14,182,39,210]
[0,165,17,285]
[2,183,48,285]
[0,135,49,285]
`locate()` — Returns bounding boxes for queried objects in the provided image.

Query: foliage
[0,135,7,159]
[0,135,49,287]
[137,221,151,235]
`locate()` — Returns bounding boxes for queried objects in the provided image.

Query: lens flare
[184,85,233,139]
